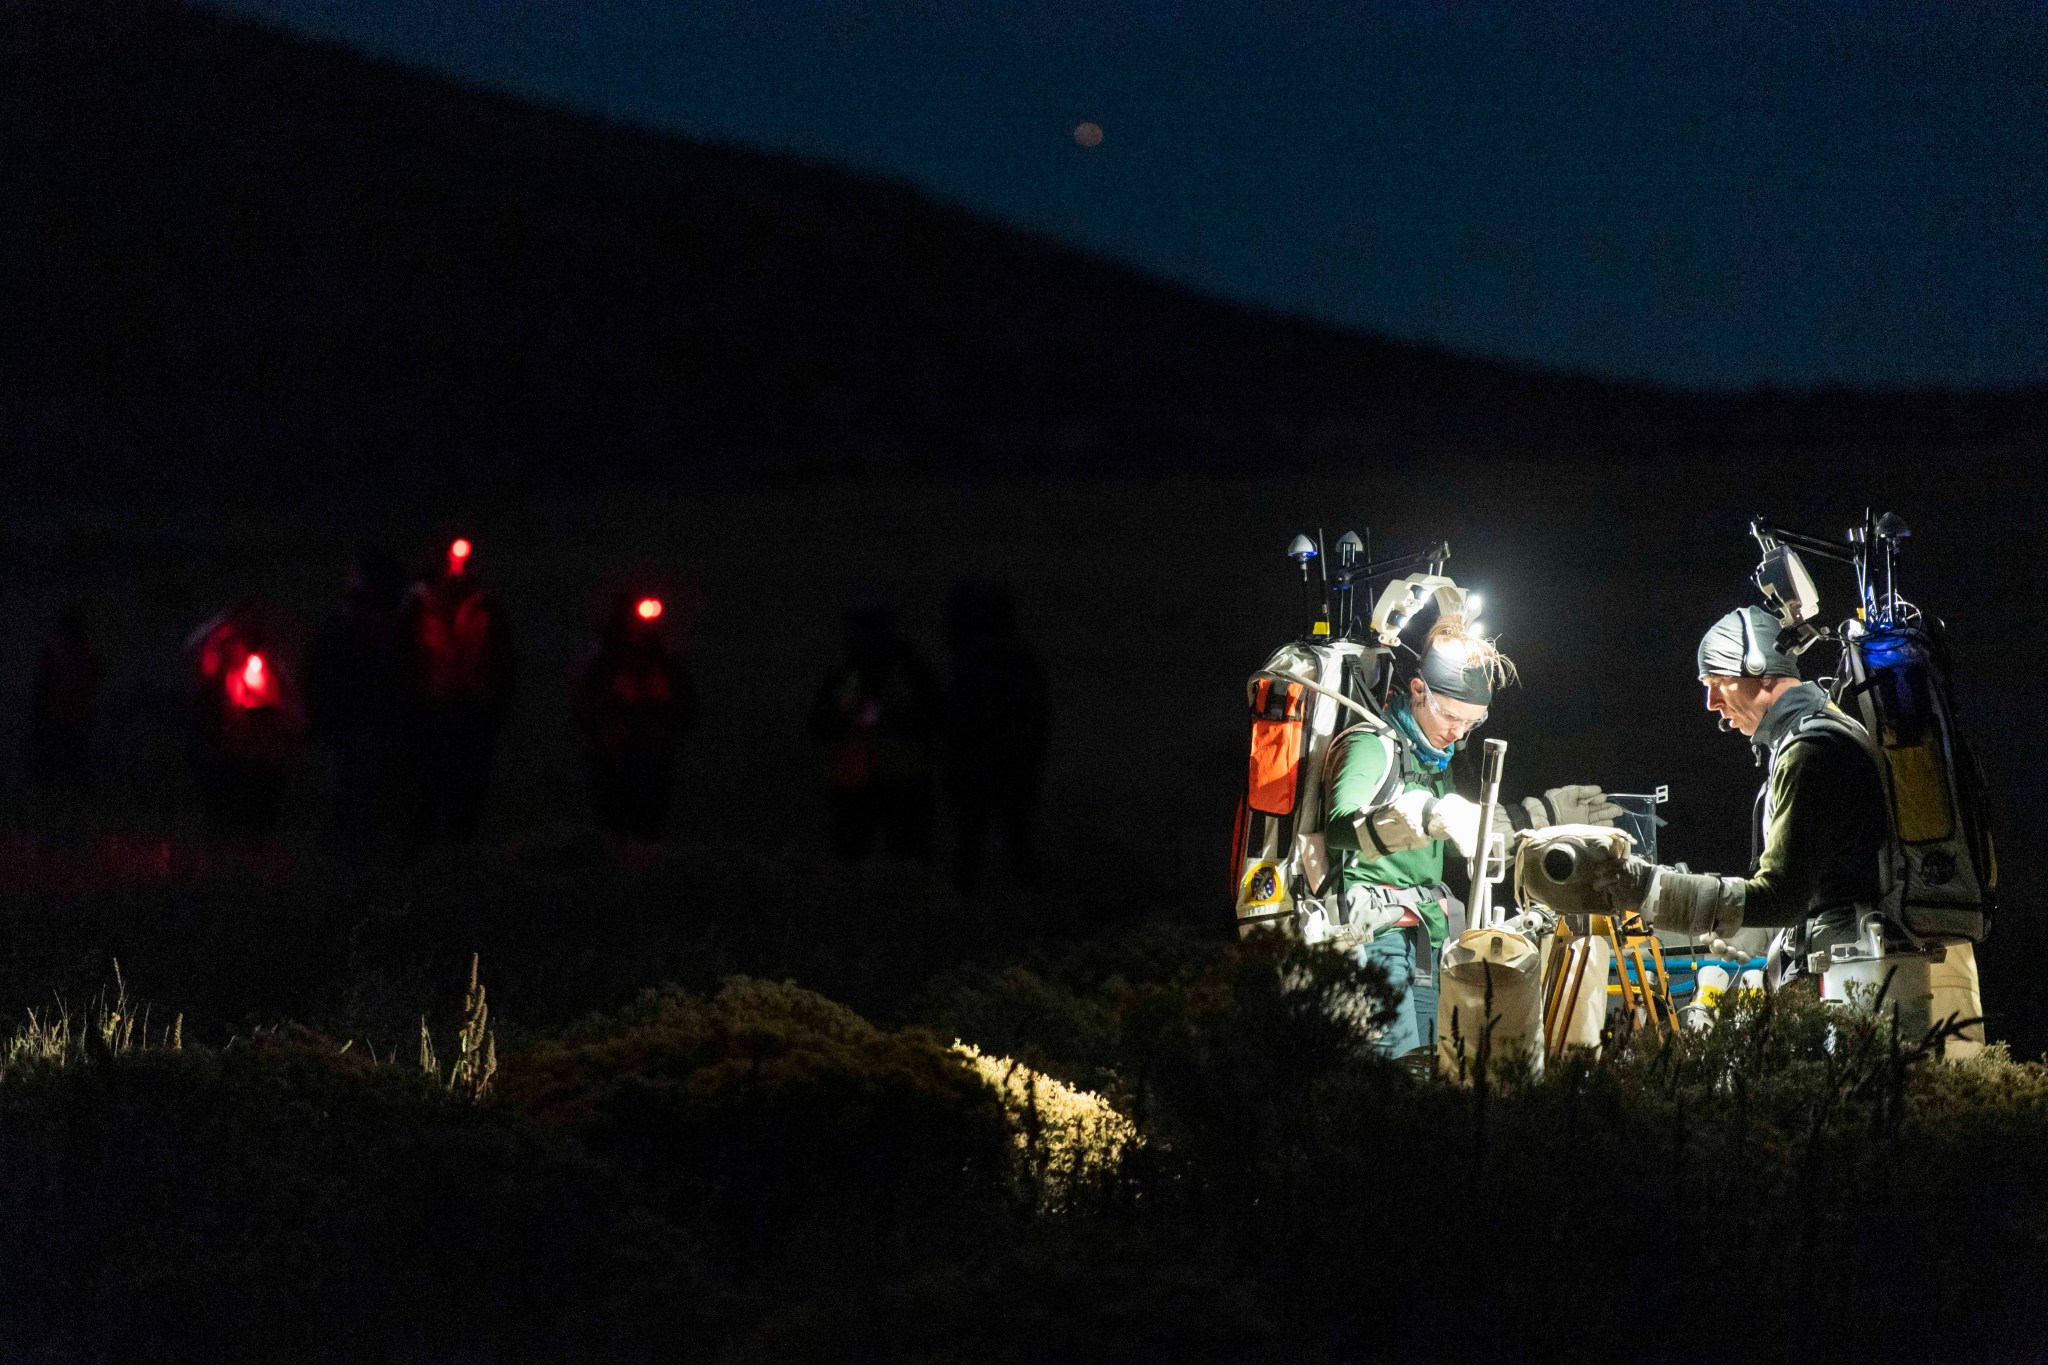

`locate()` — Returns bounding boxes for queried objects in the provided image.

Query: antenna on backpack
[1287,535,1321,639]
[1875,512,1910,625]
[1334,531,1364,638]
[1316,529,1331,629]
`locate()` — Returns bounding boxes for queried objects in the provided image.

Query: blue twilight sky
[209,0,2048,389]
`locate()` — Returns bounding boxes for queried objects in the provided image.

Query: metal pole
[1469,738,1507,930]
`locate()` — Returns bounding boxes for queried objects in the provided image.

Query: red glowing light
[636,597,663,621]
[227,651,277,708]
[448,539,472,575]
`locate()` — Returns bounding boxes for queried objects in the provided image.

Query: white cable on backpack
[1248,668,1376,721]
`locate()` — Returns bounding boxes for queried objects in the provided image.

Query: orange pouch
[1247,680,1306,816]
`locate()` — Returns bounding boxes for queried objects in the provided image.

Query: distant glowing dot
[636,597,663,622]
[450,539,472,560]
[1073,122,1104,148]
[243,654,266,688]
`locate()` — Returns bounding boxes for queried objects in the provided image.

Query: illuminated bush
[952,1040,1138,1208]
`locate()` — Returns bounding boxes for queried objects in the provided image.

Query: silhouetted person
[310,549,407,856]
[943,582,1049,893]
[807,601,939,862]
[28,604,101,790]
[182,602,304,838]
[574,593,697,843]
[394,540,516,846]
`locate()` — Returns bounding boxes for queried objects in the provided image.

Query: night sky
[206,0,2047,390]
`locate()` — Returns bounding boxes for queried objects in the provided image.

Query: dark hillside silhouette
[3,0,2041,498]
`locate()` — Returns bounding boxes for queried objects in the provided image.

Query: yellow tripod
[1541,912,1677,1057]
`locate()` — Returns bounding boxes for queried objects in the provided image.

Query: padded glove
[1425,793,1483,861]
[1361,789,1435,855]
[1642,867,1746,937]
[1523,785,1624,828]
[1599,854,1660,912]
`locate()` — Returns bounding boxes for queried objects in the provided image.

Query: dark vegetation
[5,861,2048,1364]
[4,2,2048,1359]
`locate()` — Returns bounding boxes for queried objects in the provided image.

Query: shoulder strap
[1784,705,1889,796]
[1790,704,1871,748]
[1330,718,1412,811]
[1786,702,1906,913]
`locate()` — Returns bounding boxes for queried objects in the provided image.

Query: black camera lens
[1543,845,1578,884]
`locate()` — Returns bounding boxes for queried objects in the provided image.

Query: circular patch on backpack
[1239,861,1285,909]
[1919,850,1957,886]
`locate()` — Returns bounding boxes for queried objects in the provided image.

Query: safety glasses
[1419,682,1488,736]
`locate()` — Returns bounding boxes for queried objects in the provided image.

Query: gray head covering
[1418,640,1496,704]
[1696,606,1800,681]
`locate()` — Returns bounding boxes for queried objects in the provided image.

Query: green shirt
[1322,722,1456,943]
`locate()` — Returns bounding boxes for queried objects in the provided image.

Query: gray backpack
[1231,638,1396,939]
[1833,625,1995,942]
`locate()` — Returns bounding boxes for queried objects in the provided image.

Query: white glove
[1643,868,1746,937]
[1491,804,1517,843]
[1522,785,1624,828]
[1361,789,1435,855]
[1425,793,1483,861]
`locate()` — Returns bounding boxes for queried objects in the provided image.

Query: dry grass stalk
[419,953,498,1103]
[1,963,181,1081]
[450,952,498,1102]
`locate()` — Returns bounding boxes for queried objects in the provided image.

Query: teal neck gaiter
[1390,697,1455,772]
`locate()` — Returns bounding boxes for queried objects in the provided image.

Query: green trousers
[1357,926,1439,1057]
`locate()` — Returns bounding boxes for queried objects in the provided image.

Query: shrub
[497,977,1012,1259]
[0,1029,720,1364]
[909,932,2048,1362]
[952,1040,1139,1210]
